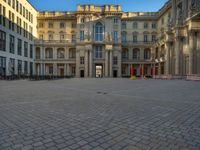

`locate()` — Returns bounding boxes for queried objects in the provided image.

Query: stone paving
[0,78,200,150]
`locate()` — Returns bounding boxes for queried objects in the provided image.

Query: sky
[28,0,168,12]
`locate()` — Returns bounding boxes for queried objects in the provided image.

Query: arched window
[95,22,103,41]
[121,31,127,43]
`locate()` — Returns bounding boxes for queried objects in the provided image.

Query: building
[0,0,200,78]
[0,0,37,76]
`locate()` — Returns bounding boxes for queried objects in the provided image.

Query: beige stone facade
[1,0,200,77]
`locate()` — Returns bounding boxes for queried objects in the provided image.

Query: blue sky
[29,0,168,12]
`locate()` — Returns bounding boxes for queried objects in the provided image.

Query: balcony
[121,41,153,46]
[34,40,76,46]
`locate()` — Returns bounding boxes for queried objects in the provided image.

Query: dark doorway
[80,70,84,78]
[113,70,117,78]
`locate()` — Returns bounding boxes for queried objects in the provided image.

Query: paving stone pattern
[0,79,200,150]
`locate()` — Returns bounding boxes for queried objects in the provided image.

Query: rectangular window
[113,31,118,42]
[48,34,53,40]
[95,46,102,59]
[113,56,118,65]
[60,22,65,28]
[80,57,84,65]
[80,31,84,41]
[8,0,11,5]
[72,34,76,43]
[11,12,14,31]
[0,4,2,25]
[48,22,53,28]
[9,35,15,54]
[152,35,156,42]
[18,60,22,75]
[9,11,12,29]
[17,39,22,55]
[30,44,33,58]
[29,26,33,41]
[152,23,156,29]
[114,18,118,24]
[12,0,15,9]
[23,6,25,17]
[39,34,43,40]
[16,1,19,12]
[144,35,148,42]
[0,30,6,51]
[24,42,28,57]
[144,22,148,29]
[10,58,15,75]
[133,35,137,43]
[24,61,28,74]
[20,3,22,15]
[0,56,6,76]
[2,6,6,26]
[30,62,33,75]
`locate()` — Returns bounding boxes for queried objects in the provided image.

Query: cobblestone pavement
[0,79,200,150]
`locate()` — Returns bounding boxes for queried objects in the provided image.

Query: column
[189,31,194,75]
[42,63,45,76]
[140,48,144,60]
[85,50,88,77]
[110,51,113,77]
[105,50,109,77]
[89,50,93,77]
[66,47,69,59]
[40,64,42,76]
[53,47,57,59]
[128,64,131,76]
[165,43,170,75]
[67,64,70,76]
[76,50,80,77]
[64,64,67,76]
[175,37,180,75]
[53,63,57,76]
[197,32,200,74]
[158,63,161,76]
[128,48,132,60]
[118,50,122,77]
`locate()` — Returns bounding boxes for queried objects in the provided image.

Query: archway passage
[95,65,103,78]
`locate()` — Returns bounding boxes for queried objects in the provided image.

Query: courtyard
[0,79,200,150]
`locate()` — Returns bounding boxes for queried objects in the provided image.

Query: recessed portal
[95,65,103,78]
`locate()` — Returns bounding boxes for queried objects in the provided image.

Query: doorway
[60,68,64,77]
[95,65,103,78]
[113,70,117,78]
[80,70,84,78]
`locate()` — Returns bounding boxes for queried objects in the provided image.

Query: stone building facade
[0,0,200,78]
[0,0,37,76]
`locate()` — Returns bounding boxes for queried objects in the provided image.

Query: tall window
[9,35,15,54]
[114,18,118,24]
[0,56,6,76]
[10,58,15,75]
[144,49,151,60]
[113,31,118,42]
[0,30,6,51]
[133,22,138,29]
[24,42,28,57]
[60,22,65,28]
[80,57,84,64]
[144,35,148,42]
[17,39,22,55]
[95,22,103,41]
[30,44,33,58]
[152,23,156,29]
[133,32,138,43]
[48,22,53,28]
[24,61,28,74]
[48,34,53,40]
[18,60,22,75]
[152,35,156,42]
[122,22,126,29]
[30,62,33,75]
[113,56,118,65]
[121,31,127,43]
[95,46,102,59]
[80,31,84,41]
[144,22,148,29]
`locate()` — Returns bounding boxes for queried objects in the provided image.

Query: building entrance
[95,65,103,78]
